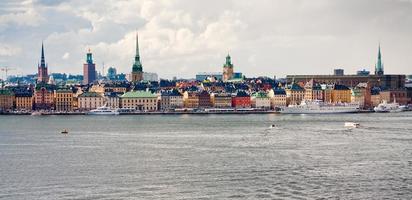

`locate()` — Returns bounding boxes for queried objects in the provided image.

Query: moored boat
[280,100,360,114]
[87,105,119,115]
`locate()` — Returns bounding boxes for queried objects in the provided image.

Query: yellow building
[121,91,157,111]
[55,89,73,111]
[183,91,199,108]
[78,92,105,110]
[331,84,351,103]
[304,79,323,101]
[268,88,287,108]
[0,89,14,111]
[285,83,305,105]
[15,92,33,111]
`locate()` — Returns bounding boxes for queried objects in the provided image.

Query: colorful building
[232,91,251,108]
[78,92,104,110]
[331,84,351,103]
[211,93,232,108]
[160,90,183,110]
[286,82,305,105]
[34,84,54,110]
[54,88,73,111]
[251,91,271,109]
[105,92,120,109]
[198,90,212,108]
[121,91,157,111]
[0,89,14,111]
[268,88,287,108]
[183,91,199,108]
[14,91,33,111]
[304,79,323,101]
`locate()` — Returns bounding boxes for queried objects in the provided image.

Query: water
[0,113,412,199]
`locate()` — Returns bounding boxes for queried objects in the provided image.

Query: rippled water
[1,113,412,199]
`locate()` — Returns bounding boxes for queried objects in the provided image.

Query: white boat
[373,100,401,113]
[345,122,360,128]
[31,111,42,116]
[87,105,119,115]
[280,100,360,114]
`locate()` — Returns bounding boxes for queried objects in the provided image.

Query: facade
[78,92,105,110]
[105,92,120,109]
[379,90,409,105]
[160,90,183,110]
[222,54,234,82]
[198,90,212,108]
[83,50,96,85]
[34,85,54,110]
[54,89,73,111]
[121,91,158,111]
[286,82,305,105]
[37,43,49,83]
[351,83,371,109]
[331,84,351,103]
[211,93,232,108]
[232,91,251,108]
[183,91,199,108]
[0,89,14,111]
[304,79,323,101]
[251,91,271,109]
[15,92,33,110]
[268,88,287,108]
[131,32,143,82]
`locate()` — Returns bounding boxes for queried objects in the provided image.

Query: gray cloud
[0,0,411,78]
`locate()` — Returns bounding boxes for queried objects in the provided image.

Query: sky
[0,0,411,79]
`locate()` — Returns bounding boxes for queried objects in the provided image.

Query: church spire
[132,31,143,73]
[135,32,140,60]
[375,44,384,76]
[40,42,46,68]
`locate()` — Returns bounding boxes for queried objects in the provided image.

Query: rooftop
[121,91,157,98]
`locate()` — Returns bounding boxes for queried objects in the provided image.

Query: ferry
[87,105,119,115]
[373,98,401,113]
[280,100,360,114]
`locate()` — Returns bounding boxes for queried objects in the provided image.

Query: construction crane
[1,66,15,80]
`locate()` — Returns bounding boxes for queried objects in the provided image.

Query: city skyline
[1,0,412,79]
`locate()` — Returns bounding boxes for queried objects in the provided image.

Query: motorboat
[373,100,400,113]
[61,129,68,134]
[344,122,360,128]
[87,105,119,115]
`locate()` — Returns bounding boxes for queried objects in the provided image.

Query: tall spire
[132,31,143,73]
[375,44,384,75]
[40,42,46,68]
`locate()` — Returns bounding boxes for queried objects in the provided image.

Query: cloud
[0,0,412,78]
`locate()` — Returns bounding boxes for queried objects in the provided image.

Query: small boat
[269,124,278,129]
[31,111,42,116]
[344,122,360,128]
[87,105,120,115]
[61,129,69,134]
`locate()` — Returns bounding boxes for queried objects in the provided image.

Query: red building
[34,84,54,110]
[232,91,251,108]
[198,90,212,108]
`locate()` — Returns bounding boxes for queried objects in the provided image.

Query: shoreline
[0,110,378,116]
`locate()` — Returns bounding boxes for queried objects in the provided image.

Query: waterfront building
[0,89,14,111]
[211,93,232,108]
[268,88,287,108]
[198,90,212,108]
[14,91,33,110]
[160,90,183,110]
[78,92,105,110]
[331,84,351,103]
[183,91,199,108]
[251,91,271,109]
[83,49,96,85]
[223,54,234,82]
[375,45,384,75]
[37,43,49,83]
[285,82,305,105]
[54,88,73,111]
[232,91,251,108]
[131,32,143,82]
[379,90,409,105]
[105,92,120,109]
[120,91,157,111]
[34,84,54,110]
[351,83,372,109]
[304,79,323,101]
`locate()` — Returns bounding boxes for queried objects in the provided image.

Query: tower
[131,32,143,82]
[83,49,96,85]
[222,54,234,82]
[37,43,49,83]
[375,44,384,76]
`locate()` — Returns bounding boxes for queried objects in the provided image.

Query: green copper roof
[253,91,268,98]
[132,32,143,72]
[121,91,156,98]
[375,44,384,75]
[223,54,233,68]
